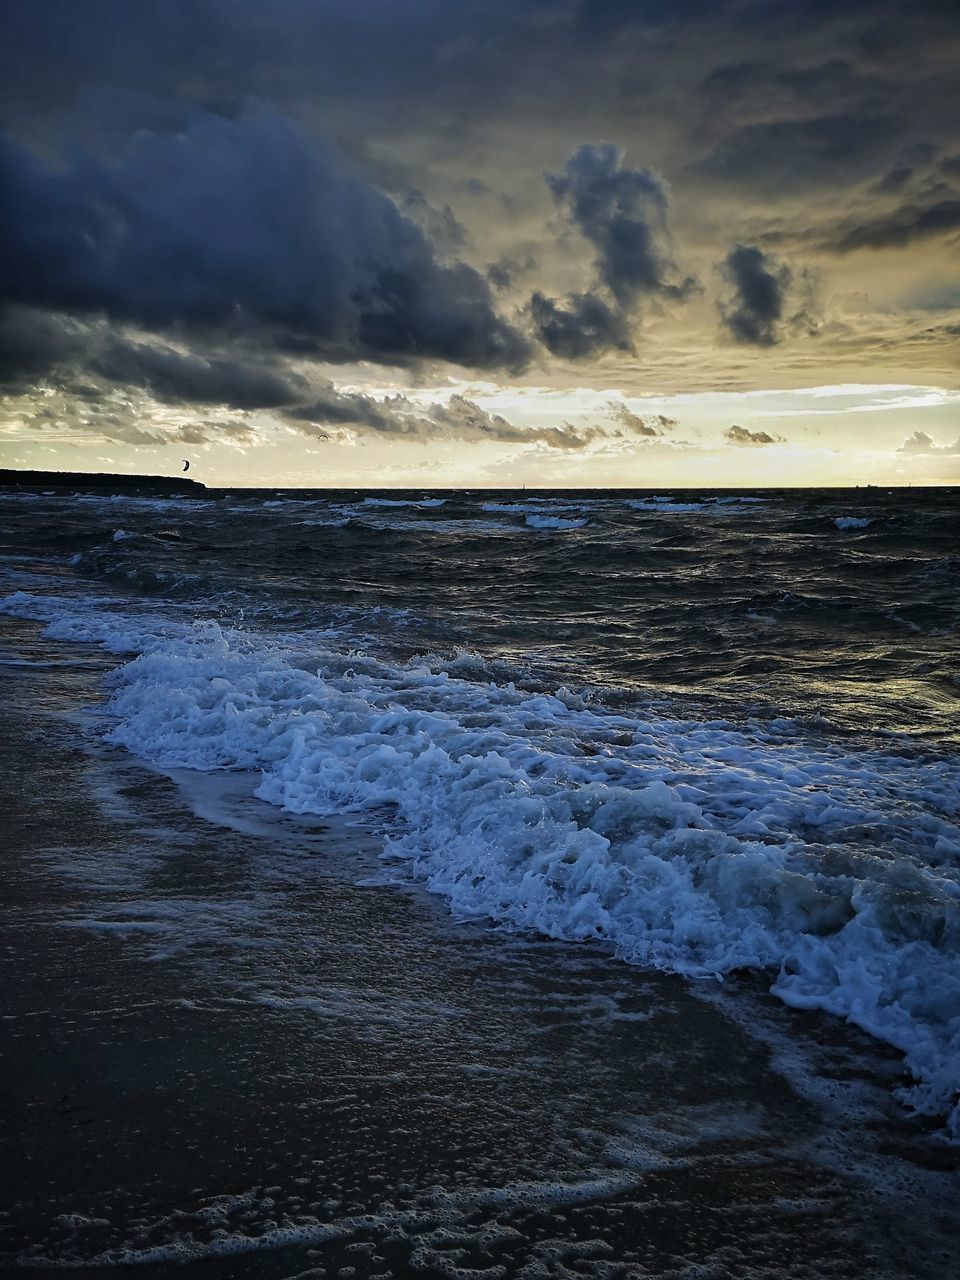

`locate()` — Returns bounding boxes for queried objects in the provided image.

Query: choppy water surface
[2,486,959,1144]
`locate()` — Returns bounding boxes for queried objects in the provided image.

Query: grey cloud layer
[1,0,958,430]
[0,306,306,409]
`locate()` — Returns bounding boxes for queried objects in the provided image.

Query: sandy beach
[2,613,959,1278]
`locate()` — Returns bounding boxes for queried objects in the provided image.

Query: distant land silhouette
[0,469,206,495]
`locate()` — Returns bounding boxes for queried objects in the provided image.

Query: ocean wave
[627,497,764,514]
[363,496,447,508]
[72,493,216,512]
[835,516,874,530]
[627,499,713,513]
[311,514,514,537]
[3,587,960,1134]
[69,550,206,597]
[482,501,587,516]
[525,514,589,530]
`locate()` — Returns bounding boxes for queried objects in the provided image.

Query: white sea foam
[70,494,216,513]
[3,588,960,1134]
[627,497,761,514]
[835,516,874,530]
[524,514,589,530]
[482,501,582,516]
[328,514,512,537]
[363,497,447,508]
[627,498,711,513]
[24,1174,639,1270]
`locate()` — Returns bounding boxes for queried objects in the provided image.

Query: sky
[1,0,959,487]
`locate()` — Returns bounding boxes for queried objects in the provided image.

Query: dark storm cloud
[528,291,632,359]
[395,189,468,255]
[0,306,87,391]
[0,102,530,373]
[828,198,960,252]
[701,57,886,123]
[2,0,951,126]
[718,245,792,346]
[288,386,407,432]
[90,338,305,409]
[869,145,939,195]
[724,424,782,446]
[527,143,698,360]
[1,0,959,412]
[546,144,697,307]
[0,304,305,410]
[698,114,899,190]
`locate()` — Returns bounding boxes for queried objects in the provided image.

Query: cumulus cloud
[529,143,697,360]
[546,143,697,308]
[0,101,529,374]
[606,403,677,436]
[897,430,960,454]
[288,388,667,451]
[528,291,632,358]
[289,389,568,448]
[718,245,793,345]
[724,424,783,445]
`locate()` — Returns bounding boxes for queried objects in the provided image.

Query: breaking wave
[3,586,959,1134]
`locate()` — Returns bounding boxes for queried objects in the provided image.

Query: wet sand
[2,616,959,1279]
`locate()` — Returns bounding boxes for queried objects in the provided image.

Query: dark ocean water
[4,486,958,734]
[2,485,959,1135]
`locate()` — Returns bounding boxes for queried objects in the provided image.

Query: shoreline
[2,615,959,1277]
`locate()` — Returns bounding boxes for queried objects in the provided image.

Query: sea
[1,485,959,1275]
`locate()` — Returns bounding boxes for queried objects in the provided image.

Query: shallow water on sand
[2,619,959,1278]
